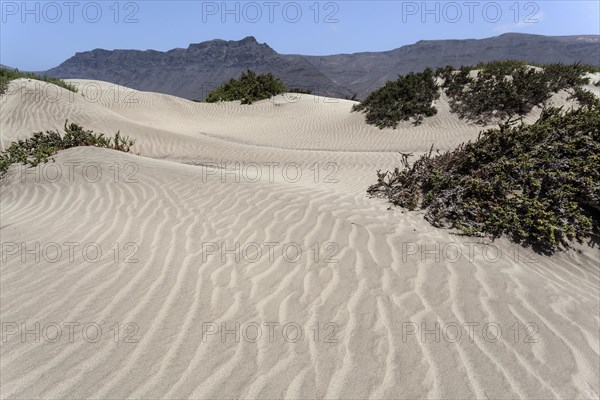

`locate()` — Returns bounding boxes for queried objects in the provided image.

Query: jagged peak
[240,35,258,43]
[187,36,264,50]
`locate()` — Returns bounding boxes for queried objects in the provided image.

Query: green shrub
[0,121,135,176]
[0,67,78,95]
[352,68,440,128]
[205,69,287,104]
[471,60,528,76]
[569,87,600,108]
[555,63,600,74]
[542,62,590,92]
[439,62,591,124]
[355,61,595,128]
[468,60,598,76]
[368,105,600,254]
[448,66,549,123]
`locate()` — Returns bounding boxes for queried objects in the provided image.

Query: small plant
[111,131,135,152]
[352,68,440,128]
[0,121,135,176]
[205,69,287,104]
[0,67,78,95]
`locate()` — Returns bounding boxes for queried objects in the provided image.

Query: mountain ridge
[43,33,600,100]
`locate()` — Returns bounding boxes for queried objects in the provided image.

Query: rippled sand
[1,78,598,399]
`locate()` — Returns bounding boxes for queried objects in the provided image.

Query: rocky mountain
[293,33,600,97]
[45,33,599,100]
[45,36,353,99]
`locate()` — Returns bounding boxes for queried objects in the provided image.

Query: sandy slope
[0,79,598,399]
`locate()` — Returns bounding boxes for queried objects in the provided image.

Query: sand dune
[1,79,598,399]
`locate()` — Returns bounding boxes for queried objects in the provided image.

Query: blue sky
[1,1,599,70]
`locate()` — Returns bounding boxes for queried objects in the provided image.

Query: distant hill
[43,33,600,100]
[290,33,600,98]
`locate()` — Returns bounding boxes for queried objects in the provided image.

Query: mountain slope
[291,33,600,97]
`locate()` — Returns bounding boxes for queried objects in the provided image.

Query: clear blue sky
[1,1,599,71]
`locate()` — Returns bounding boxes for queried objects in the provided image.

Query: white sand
[1,79,598,399]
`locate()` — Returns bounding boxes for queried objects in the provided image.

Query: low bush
[205,69,287,104]
[0,121,135,175]
[542,62,590,92]
[0,67,78,94]
[470,60,528,76]
[368,105,600,254]
[569,87,600,108]
[440,62,591,124]
[352,68,439,128]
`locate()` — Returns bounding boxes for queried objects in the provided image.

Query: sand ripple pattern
[1,80,599,399]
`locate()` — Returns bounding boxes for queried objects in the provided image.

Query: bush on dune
[0,67,78,94]
[0,121,135,176]
[441,65,550,124]
[439,61,593,124]
[354,61,597,129]
[368,104,600,254]
[569,86,600,108]
[471,60,528,76]
[542,62,591,92]
[352,68,440,128]
[205,69,287,104]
